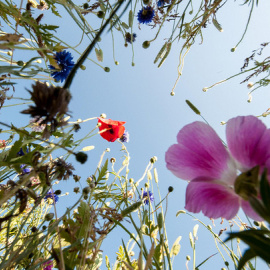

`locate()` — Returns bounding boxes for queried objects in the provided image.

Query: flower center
[234,166,260,200]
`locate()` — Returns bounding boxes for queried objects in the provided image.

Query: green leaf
[20,57,41,71]
[77,200,92,239]
[97,159,108,183]
[226,229,270,267]
[238,249,256,270]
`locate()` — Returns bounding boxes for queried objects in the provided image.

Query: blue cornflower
[125,33,137,44]
[44,190,59,205]
[49,50,75,83]
[157,0,170,7]
[137,6,155,24]
[20,164,31,175]
[17,147,29,156]
[142,190,154,205]
[120,131,130,143]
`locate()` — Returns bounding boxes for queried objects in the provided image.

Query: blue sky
[1,0,270,268]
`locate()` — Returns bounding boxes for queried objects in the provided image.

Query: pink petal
[185,178,240,220]
[166,121,236,182]
[241,199,264,221]
[226,116,270,171]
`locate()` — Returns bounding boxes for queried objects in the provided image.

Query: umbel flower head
[98,118,126,142]
[165,116,270,220]
[21,82,71,138]
[49,50,75,83]
[137,6,155,24]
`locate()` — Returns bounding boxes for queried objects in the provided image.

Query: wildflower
[44,190,59,205]
[52,158,74,180]
[49,50,75,82]
[98,118,126,142]
[20,164,31,175]
[42,260,53,270]
[21,82,71,138]
[142,190,154,205]
[17,147,29,156]
[165,115,270,220]
[157,0,170,7]
[29,117,46,132]
[0,140,6,148]
[37,0,48,10]
[125,33,137,44]
[120,131,130,143]
[137,6,155,24]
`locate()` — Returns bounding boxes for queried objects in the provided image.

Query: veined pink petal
[241,199,263,221]
[185,178,240,220]
[165,121,236,182]
[226,116,270,171]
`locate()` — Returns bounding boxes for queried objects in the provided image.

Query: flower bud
[75,152,88,164]
[104,67,110,72]
[73,175,81,182]
[83,187,90,194]
[100,113,106,118]
[73,187,80,193]
[54,190,61,195]
[17,60,24,66]
[97,11,104,18]
[142,41,150,49]
[110,157,116,163]
[231,47,236,52]
[150,156,157,163]
[168,186,174,192]
[45,213,54,221]
[186,255,191,261]
[247,82,254,89]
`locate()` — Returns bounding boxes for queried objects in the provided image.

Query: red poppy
[98,118,126,142]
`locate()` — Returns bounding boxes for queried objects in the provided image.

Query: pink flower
[165,116,270,220]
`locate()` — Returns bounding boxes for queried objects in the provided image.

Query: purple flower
[165,116,270,220]
[137,6,155,24]
[44,190,59,205]
[43,260,53,270]
[142,190,154,205]
[120,131,130,143]
[49,50,75,82]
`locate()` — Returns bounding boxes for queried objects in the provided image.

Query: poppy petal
[98,118,126,142]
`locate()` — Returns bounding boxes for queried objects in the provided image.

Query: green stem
[64,0,125,90]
